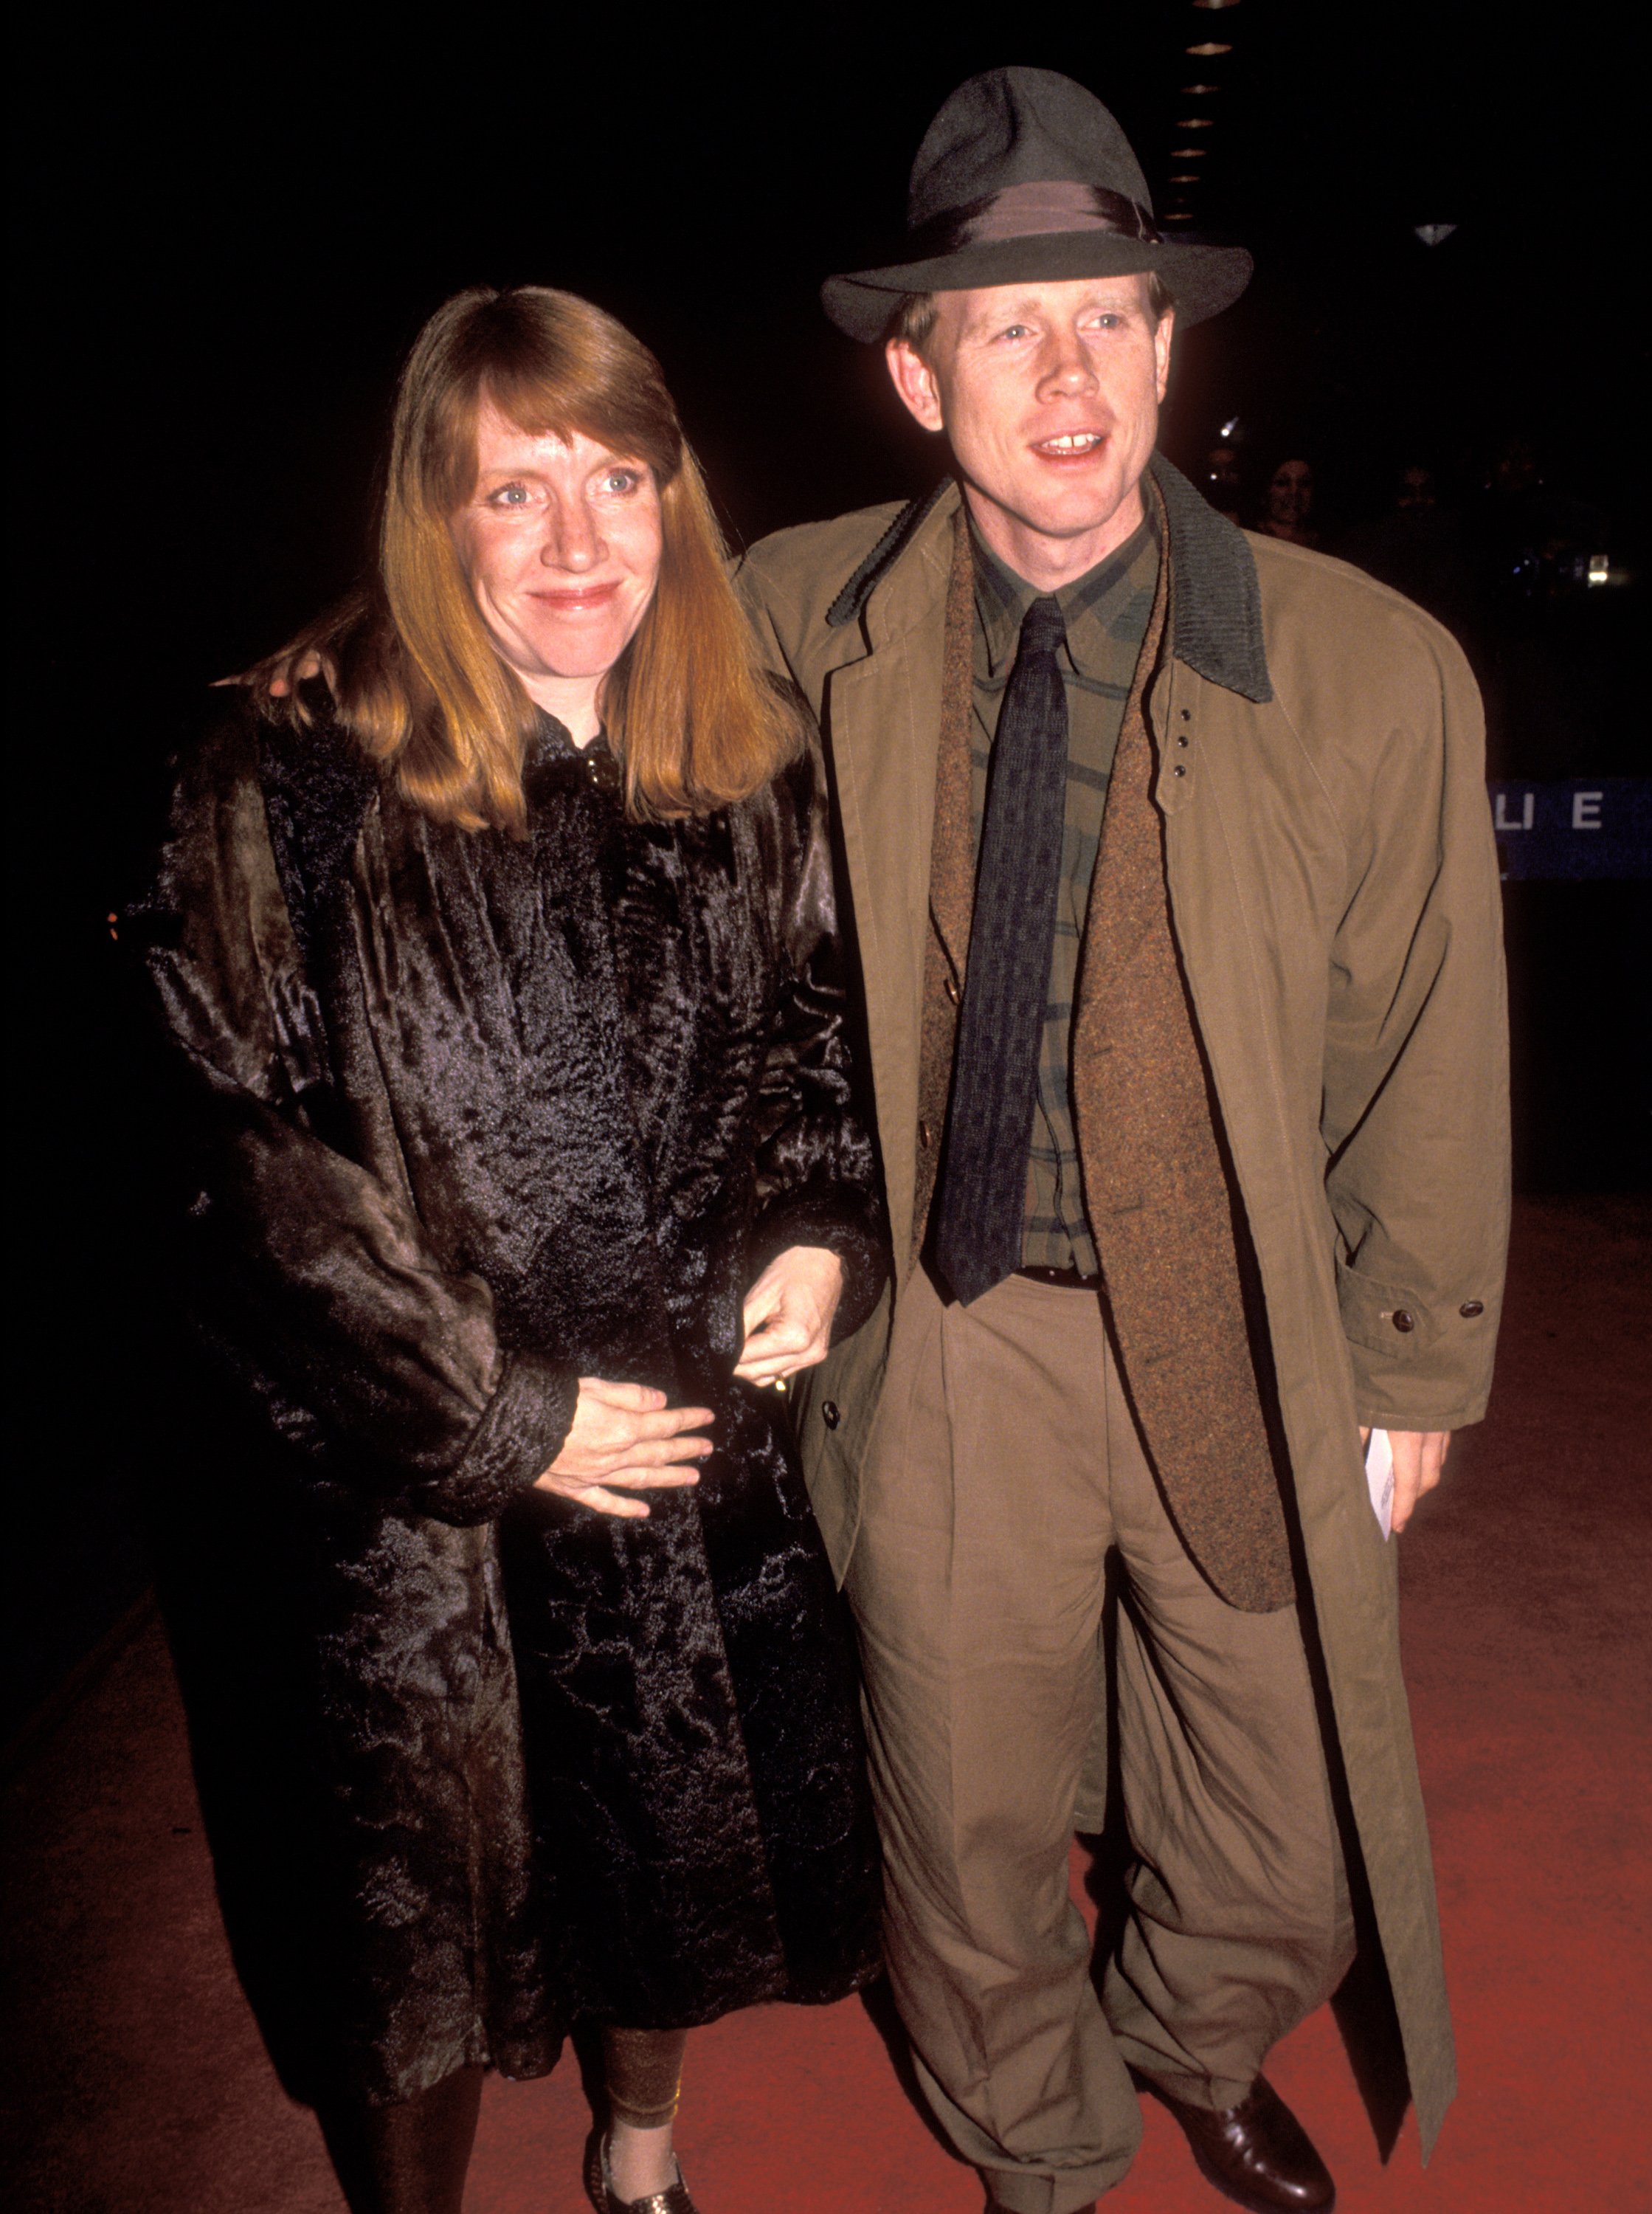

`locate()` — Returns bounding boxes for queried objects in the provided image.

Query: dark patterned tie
[932,593,1068,1306]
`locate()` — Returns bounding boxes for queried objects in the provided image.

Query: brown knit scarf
[913,499,1294,1613]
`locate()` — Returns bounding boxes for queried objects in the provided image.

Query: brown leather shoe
[1144,2075,1335,2213]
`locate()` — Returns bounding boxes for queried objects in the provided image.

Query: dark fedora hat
[823,66,1251,342]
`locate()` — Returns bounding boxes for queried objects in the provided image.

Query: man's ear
[1153,308,1176,404]
[885,339,946,435]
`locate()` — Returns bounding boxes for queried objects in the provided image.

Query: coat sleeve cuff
[1346,1341,1493,1432]
[414,1350,579,1526]
[1338,1258,1499,1432]
[747,1195,891,1348]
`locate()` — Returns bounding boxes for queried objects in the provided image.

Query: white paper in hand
[1365,1428,1394,1540]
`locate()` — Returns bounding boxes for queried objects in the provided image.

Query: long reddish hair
[288,286,798,831]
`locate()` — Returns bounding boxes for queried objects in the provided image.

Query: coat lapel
[910,508,975,1270]
[820,487,958,1268]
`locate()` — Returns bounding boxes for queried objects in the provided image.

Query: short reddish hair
[885,269,1175,357]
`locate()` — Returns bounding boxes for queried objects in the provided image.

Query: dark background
[9,3,1647,1736]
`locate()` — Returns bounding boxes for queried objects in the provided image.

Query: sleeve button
[1459,1299,1485,1318]
[919,1118,933,1150]
[1392,1309,1415,1334]
[822,1401,841,1430]
[944,974,960,1004]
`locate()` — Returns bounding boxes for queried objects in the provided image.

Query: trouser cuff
[983,2154,1134,2212]
[1129,2058,1256,2114]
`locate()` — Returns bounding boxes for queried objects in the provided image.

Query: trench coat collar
[826,454,1273,706]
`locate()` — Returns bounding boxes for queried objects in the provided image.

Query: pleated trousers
[845,1267,1355,2213]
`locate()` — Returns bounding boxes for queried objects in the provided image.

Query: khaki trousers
[846,1269,1354,2213]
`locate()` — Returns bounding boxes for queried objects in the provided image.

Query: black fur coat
[133,695,886,2107]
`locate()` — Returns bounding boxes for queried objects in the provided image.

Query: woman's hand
[734,1246,845,1387]
[534,1379,714,1520]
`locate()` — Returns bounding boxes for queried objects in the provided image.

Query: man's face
[885,275,1172,557]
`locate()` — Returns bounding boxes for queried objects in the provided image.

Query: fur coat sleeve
[741,738,886,1331]
[135,708,578,1525]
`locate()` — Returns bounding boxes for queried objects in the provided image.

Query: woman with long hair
[1256,454,1320,547]
[132,286,885,2214]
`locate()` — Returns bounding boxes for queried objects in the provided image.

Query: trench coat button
[1459,1299,1485,1317]
[1179,706,1192,721]
[821,1401,841,1430]
[1176,732,1189,747]
[1392,1308,1416,1333]
[944,974,960,1004]
[1172,764,1187,777]
[919,1118,933,1150]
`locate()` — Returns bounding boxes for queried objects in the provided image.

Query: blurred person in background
[1468,430,1620,779]
[1203,436,1243,525]
[1256,454,1319,546]
[1476,430,1608,607]
[1337,457,1484,647]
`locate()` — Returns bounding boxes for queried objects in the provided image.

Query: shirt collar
[970,508,1159,677]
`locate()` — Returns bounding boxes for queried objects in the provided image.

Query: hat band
[905,179,1161,259]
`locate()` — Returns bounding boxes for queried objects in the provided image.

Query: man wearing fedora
[734,67,1507,2214]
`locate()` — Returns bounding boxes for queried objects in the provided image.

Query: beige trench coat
[733,461,1509,2156]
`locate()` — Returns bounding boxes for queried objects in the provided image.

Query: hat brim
[821,231,1251,343]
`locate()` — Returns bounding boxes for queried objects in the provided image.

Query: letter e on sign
[1572,790,1603,830]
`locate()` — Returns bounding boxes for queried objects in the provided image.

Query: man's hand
[734,1245,845,1386]
[1359,1427,1452,1534]
[212,646,331,698]
[533,1379,713,1520]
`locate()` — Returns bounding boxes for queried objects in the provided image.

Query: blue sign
[1489,779,1651,881]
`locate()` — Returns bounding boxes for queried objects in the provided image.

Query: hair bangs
[475,366,681,498]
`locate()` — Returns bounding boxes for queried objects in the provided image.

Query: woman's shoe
[583,2128,699,2214]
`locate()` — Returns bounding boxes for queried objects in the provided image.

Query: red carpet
[4,1196,1648,2213]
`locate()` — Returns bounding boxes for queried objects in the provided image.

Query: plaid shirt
[970,513,1161,1274]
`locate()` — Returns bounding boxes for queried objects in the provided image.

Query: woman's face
[1267,458,1314,528]
[452,400,664,691]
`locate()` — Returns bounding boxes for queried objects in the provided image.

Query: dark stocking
[601,2026,689,2129]
[317,2062,484,2214]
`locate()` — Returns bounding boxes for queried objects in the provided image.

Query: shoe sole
[1187,2137,1335,2214]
